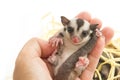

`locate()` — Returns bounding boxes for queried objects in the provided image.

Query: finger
[75,11,91,22]
[90,18,102,29]
[88,36,105,71]
[37,38,56,58]
[76,12,102,29]
[80,36,105,80]
[80,27,114,80]
[101,27,114,44]
[22,38,56,58]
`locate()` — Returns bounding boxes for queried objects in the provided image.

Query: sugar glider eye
[82,31,88,37]
[67,26,74,33]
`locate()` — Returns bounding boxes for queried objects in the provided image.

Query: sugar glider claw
[49,36,63,47]
[96,29,102,37]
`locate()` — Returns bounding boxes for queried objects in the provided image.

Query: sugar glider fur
[48,16,102,80]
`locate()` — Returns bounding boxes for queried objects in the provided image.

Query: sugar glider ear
[61,16,70,26]
[90,24,99,30]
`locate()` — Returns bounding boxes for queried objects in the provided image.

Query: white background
[0,0,120,80]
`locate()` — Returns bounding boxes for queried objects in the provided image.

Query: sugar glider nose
[72,36,80,43]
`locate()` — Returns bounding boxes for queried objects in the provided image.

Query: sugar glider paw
[96,29,102,37]
[48,54,57,65]
[75,57,89,74]
[75,57,89,69]
[49,36,63,47]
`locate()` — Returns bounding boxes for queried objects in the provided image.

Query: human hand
[13,12,114,80]
[13,38,56,80]
[76,12,114,80]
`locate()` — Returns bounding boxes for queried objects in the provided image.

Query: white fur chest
[61,40,80,62]
[55,38,82,74]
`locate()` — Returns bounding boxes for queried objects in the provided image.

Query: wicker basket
[94,38,120,80]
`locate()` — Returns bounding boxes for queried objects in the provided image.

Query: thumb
[19,38,56,58]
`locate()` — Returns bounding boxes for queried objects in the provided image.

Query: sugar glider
[48,16,101,80]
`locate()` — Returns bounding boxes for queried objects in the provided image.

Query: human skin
[13,12,114,80]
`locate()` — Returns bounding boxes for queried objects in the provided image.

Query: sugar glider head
[61,16,98,45]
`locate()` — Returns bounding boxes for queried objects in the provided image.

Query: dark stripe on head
[76,19,84,31]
